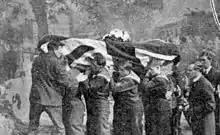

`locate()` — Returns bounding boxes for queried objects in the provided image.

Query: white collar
[121,71,140,83]
[94,68,111,82]
[193,74,202,83]
[206,66,212,74]
[157,74,169,81]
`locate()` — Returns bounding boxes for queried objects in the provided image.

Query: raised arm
[89,75,109,89]
[141,77,168,92]
[52,58,79,90]
[113,78,136,93]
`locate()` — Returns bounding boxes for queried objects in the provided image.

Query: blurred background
[0,0,220,134]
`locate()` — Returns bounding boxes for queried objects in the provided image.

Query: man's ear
[156,66,160,70]
[40,42,49,53]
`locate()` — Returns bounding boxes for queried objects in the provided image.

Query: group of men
[189,51,220,135]
[173,50,219,135]
[27,38,220,135]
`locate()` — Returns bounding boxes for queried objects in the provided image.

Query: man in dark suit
[186,63,216,135]
[141,60,172,135]
[199,51,220,134]
[82,53,111,135]
[28,41,87,135]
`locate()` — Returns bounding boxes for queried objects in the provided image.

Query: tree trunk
[59,0,75,37]
[67,10,75,37]
[30,0,49,40]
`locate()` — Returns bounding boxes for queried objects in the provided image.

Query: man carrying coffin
[82,53,111,135]
[141,59,172,135]
[28,41,87,135]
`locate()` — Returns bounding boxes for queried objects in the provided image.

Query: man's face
[59,46,70,56]
[90,61,101,74]
[186,64,197,80]
[118,66,129,78]
[148,66,160,77]
[55,46,70,58]
[199,56,211,69]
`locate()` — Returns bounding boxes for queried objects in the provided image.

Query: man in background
[199,50,220,134]
[186,63,215,135]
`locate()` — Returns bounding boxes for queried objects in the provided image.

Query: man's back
[30,52,63,106]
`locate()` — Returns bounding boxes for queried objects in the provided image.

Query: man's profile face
[148,66,160,77]
[118,66,129,78]
[90,61,101,74]
[199,55,211,69]
[54,46,69,58]
[54,46,62,58]
[59,46,70,56]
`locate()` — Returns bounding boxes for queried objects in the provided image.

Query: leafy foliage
[30,0,49,39]
[45,0,163,39]
[182,11,219,41]
[0,0,32,44]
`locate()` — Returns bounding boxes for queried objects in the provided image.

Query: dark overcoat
[83,67,111,135]
[112,71,143,135]
[189,76,216,135]
[141,75,172,135]
[30,51,79,106]
[204,67,220,89]
[203,67,220,133]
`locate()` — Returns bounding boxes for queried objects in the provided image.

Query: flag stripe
[67,45,94,59]
[106,41,138,62]
[38,35,180,76]
[135,48,177,61]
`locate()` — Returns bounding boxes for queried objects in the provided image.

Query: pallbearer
[28,41,87,135]
[141,59,172,135]
[82,53,111,135]
[62,57,88,135]
[112,60,143,135]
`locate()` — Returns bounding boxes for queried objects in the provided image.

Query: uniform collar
[156,74,169,81]
[193,73,202,83]
[93,67,111,82]
[206,66,212,74]
[121,71,140,83]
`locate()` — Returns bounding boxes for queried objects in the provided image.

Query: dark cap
[91,53,106,67]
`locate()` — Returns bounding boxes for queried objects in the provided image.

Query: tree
[0,0,33,45]
[45,0,167,40]
[29,0,49,40]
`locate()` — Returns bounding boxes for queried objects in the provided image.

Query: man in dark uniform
[82,53,111,135]
[112,60,143,135]
[141,60,172,135]
[199,51,220,134]
[62,57,88,135]
[28,41,86,135]
[186,63,216,135]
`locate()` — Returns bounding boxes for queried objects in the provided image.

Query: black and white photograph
[0,0,220,135]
